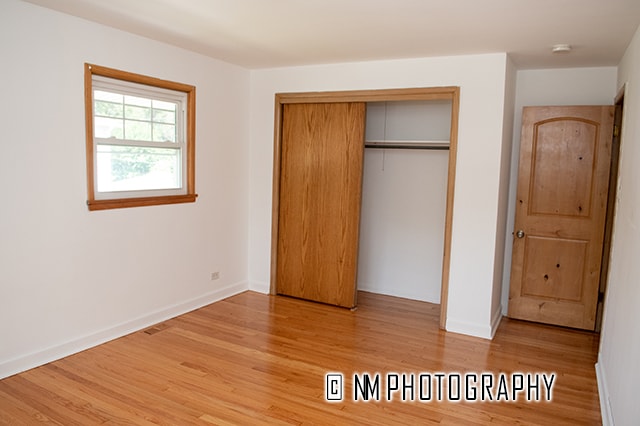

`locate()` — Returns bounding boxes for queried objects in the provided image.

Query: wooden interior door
[508,105,614,330]
[276,102,366,308]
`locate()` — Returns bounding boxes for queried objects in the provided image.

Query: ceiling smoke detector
[552,44,572,54]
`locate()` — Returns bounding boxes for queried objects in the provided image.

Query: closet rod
[364,143,449,151]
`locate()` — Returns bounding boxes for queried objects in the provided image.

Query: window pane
[153,109,175,124]
[124,120,151,141]
[95,100,123,118]
[95,116,124,139]
[153,123,176,142]
[125,105,151,121]
[96,145,180,192]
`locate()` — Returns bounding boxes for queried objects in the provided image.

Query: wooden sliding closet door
[276,102,366,308]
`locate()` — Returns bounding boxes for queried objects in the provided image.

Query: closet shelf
[364,140,450,150]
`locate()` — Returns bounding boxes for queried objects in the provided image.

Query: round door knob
[516,230,525,239]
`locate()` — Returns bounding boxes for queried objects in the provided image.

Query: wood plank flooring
[0,291,601,425]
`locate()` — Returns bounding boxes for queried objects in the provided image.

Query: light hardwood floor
[0,291,601,425]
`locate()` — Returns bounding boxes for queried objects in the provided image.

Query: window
[84,63,196,210]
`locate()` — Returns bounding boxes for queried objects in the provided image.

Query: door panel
[276,102,366,308]
[508,106,614,330]
[529,120,597,217]
[521,236,587,302]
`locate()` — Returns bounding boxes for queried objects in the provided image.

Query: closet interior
[358,100,452,304]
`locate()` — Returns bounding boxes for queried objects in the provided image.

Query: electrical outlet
[211,271,220,280]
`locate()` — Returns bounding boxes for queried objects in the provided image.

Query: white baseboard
[445,318,493,340]
[0,281,248,380]
[490,306,503,339]
[595,360,614,426]
[249,280,270,294]
[446,306,503,340]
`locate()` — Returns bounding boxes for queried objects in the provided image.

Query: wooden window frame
[84,63,197,211]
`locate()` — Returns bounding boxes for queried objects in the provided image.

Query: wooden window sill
[87,194,198,211]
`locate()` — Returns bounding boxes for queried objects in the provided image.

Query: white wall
[500,66,618,314]
[248,54,512,338]
[0,0,250,378]
[358,150,448,303]
[597,24,640,426]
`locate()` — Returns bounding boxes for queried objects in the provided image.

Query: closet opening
[270,87,460,329]
[358,100,452,305]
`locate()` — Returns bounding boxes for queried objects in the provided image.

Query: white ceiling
[23,0,640,69]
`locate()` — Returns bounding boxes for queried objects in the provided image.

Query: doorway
[595,90,625,332]
[270,87,460,328]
